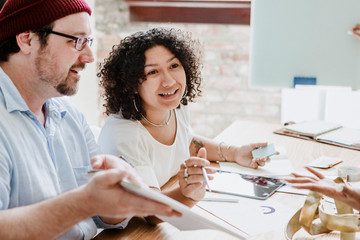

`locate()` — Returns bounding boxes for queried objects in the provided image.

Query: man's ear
[16,31,34,55]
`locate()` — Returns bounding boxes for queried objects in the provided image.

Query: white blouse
[98,105,193,188]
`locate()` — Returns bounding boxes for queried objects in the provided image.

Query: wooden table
[95,120,360,240]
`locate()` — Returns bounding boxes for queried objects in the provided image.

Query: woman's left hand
[233,142,273,169]
[178,148,215,201]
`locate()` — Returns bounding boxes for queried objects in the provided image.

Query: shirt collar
[0,67,67,118]
[0,67,29,112]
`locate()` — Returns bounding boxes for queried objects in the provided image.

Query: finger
[206,167,217,174]
[250,142,267,149]
[185,175,205,185]
[249,159,259,169]
[256,158,267,167]
[186,167,203,175]
[289,183,320,191]
[290,172,318,181]
[185,158,210,168]
[93,168,129,186]
[284,177,317,184]
[304,166,325,179]
[126,195,181,217]
[91,155,106,169]
[186,166,216,175]
[197,147,207,159]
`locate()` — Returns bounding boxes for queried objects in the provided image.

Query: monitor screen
[250,0,360,90]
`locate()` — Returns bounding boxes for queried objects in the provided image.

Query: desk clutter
[196,142,360,238]
[274,120,360,151]
[197,192,297,236]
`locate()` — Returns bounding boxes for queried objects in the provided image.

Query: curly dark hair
[0,23,52,62]
[98,28,203,120]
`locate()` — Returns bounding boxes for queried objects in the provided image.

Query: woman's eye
[147,70,157,76]
[170,63,179,69]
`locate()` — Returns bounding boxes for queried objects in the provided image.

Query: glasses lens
[75,38,86,51]
[88,38,93,47]
[75,37,93,51]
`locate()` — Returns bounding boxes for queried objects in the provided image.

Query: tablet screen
[208,170,284,200]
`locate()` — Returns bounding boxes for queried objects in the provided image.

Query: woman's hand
[232,142,272,169]
[177,148,215,201]
[285,166,360,211]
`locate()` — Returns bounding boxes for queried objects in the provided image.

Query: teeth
[161,90,176,96]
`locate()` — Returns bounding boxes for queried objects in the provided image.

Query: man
[0,0,178,239]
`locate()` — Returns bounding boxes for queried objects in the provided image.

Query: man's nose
[79,44,94,63]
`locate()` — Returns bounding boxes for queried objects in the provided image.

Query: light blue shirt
[0,67,127,239]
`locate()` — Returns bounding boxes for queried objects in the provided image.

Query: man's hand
[82,155,181,221]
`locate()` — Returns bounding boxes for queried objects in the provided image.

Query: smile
[160,89,178,96]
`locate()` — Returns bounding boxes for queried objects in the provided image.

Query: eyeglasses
[45,30,93,51]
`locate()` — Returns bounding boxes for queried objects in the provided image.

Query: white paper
[316,127,360,146]
[325,91,360,129]
[197,193,297,236]
[270,145,288,160]
[281,88,325,124]
[219,159,294,177]
[284,120,342,137]
[306,156,342,168]
[276,185,309,195]
[119,180,247,239]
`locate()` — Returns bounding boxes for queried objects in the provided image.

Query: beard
[55,63,85,96]
[34,47,85,96]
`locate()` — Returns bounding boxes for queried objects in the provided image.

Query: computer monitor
[250,0,360,89]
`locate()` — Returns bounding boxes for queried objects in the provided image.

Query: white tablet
[119,179,247,239]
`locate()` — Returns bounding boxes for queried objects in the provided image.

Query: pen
[202,167,212,192]
[86,155,134,178]
[201,198,239,203]
[119,155,134,167]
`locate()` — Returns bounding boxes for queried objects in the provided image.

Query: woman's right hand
[177,148,215,201]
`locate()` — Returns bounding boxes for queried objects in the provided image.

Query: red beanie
[0,0,92,41]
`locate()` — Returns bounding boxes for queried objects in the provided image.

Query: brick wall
[95,0,281,138]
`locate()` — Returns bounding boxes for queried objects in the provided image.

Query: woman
[97,28,270,205]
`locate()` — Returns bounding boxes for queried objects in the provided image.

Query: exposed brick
[94,0,282,137]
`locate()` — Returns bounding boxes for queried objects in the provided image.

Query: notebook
[275,121,360,150]
[283,120,342,138]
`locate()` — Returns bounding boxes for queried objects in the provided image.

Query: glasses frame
[45,30,93,51]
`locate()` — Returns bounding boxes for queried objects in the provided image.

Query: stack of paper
[283,120,342,138]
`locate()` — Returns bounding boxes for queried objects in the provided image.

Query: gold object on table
[285,177,360,240]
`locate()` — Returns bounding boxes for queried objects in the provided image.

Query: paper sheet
[219,159,294,177]
[197,192,297,236]
[316,127,360,146]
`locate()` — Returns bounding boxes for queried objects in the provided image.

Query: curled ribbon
[285,167,360,240]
